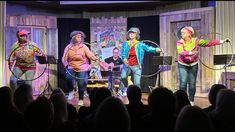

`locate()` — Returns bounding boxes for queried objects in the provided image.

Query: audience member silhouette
[125,85,150,131]
[94,96,131,132]
[13,83,33,113]
[174,89,191,116]
[51,88,77,122]
[174,105,214,131]
[204,84,226,113]
[78,87,111,132]
[0,86,27,131]
[209,89,235,131]
[49,93,68,130]
[140,86,176,131]
[24,96,54,132]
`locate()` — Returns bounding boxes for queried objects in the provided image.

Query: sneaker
[122,91,127,96]
[84,90,89,97]
[122,87,127,96]
[190,101,195,106]
[78,100,84,106]
[67,91,74,100]
[117,90,123,97]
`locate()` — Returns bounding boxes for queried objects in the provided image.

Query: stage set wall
[2,1,235,94]
[2,1,202,91]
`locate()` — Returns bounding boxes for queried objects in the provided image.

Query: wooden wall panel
[6,15,56,28]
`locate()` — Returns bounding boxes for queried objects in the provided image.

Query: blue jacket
[121,40,159,67]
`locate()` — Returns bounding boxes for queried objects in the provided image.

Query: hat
[127,27,140,34]
[176,26,196,39]
[70,30,86,38]
[182,26,194,35]
[18,29,30,36]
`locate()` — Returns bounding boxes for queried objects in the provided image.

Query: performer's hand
[109,62,115,69]
[193,50,199,55]
[223,38,231,43]
[124,59,129,66]
[156,48,163,53]
[9,64,12,71]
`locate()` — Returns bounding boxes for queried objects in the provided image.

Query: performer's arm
[9,43,18,69]
[84,45,98,61]
[142,42,161,53]
[121,42,128,64]
[177,40,192,56]
[198,38,230,47]
[62,46,69,68]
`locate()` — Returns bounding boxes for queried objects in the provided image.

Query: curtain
[215,1,235,88]
[0,1,6,87]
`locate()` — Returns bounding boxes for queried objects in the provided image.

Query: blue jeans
[178,63,198,101]
[108,71,121,91]
[121,65,142,89]
[66,69,88,100]
[10,66,35,92]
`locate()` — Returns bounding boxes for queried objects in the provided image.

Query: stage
[35,90,210,111]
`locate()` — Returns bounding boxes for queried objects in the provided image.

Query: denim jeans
[66,69,88,100]
[121,65,142,89]
[107,70,122,91]
[10,66,35,92]
[178,63,198,101]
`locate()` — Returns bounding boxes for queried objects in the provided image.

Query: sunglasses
[19,34,28,37]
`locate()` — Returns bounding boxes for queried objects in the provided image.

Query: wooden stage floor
[64,92,210,111]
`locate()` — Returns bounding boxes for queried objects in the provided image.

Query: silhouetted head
[127,85,142,104]
[148,86,175,115]
[175,105,214,131]
[94,96,130,132]
[174,89,190,115]
[208,84,226,106]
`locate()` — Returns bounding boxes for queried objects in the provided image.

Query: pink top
[62,43,97,72]
[177,37,221,66]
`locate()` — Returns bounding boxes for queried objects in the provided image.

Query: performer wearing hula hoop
[62,30,98,106]
[9,29,45,92]
[177,26,230,105]
[120,27,162,96]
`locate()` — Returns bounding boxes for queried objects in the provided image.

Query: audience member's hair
[0,86,15,111]
[148,86,176,114]
[50,93,68,126]
[51,87,66,97]
[94,96,130,132]
[0,86,28,131]
[127,85,142,104]
[209,84,226,106]
[174,89,190,115]
[13,84,33,113]
[24,96,54,132]
[210,89,235,130]
[92,87,111,109]
[175,105,214,131]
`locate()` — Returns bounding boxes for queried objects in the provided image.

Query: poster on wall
[90,16,127,61]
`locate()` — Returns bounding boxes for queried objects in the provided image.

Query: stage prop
[214,54,235,87]
[149,56,173,92]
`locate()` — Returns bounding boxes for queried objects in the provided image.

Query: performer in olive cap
[120,27,162,96]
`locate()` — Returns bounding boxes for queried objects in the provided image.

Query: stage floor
[63,92,210,111]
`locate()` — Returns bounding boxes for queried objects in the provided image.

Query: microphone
[225,39,230,43]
